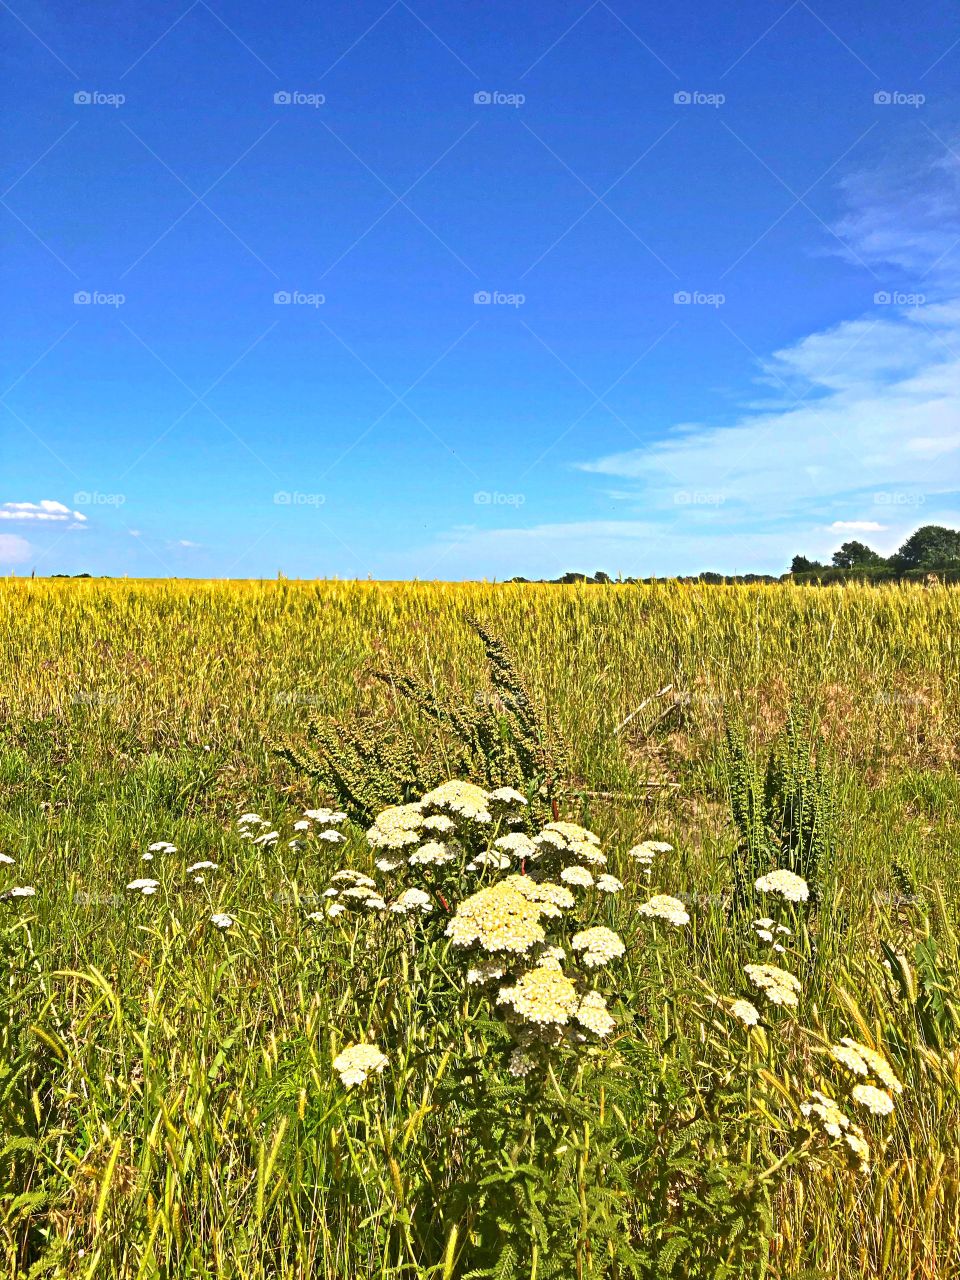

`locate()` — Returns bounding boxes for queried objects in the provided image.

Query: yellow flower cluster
[727,998,760,1027]
[497,966,580,1025]
[575,989,615,1037]
[744,963,801,1007]
[534,822,606,866]
[503,874,575,917]
[367,803,424,850]
[420,780,492,822]
[445,881,546,954]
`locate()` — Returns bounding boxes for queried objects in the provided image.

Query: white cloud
[829,521,887,532]
[0,534,32,565]
[175,539,200,548]
[0,499,87,524]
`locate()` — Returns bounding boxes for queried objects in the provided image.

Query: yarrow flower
[639,894,690,927]
[0,853,14,865]
[318,830,346,844]
[210,913,234,929]
[560,864,594,888]
[494,832,538,859]
[147,841,177,854]
[333,1043,389,1088]
[830,1038,902,1093]
[574,989,616,1037]
[367,803,424,850]
[127,878,160,896]
[628,839,672,869]
[488,786,528,807]
[420,780,492,823]
[304,809,346,825]
[727,998,761,1027]
[744,963,801,1007]
[503,875,574,917]
[536,822,606,866]
[408,841,455,866]
[3,886,36,900]
[571,926,625,968]
[800,1091,851,1139]
[508,1048,536,1077]
[851,1083,895,1116]
[595,874,623,894]
[446,882,546,954]
[497,967,580,1026]
[468,850,512,871]
[390,887,433,915]
[754,868,810,903]
[186,861,218,874]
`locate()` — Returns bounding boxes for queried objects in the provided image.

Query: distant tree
[790,555,825,574]
[831,541,885,569]
[893,525,960,571]
[593,570,612,584]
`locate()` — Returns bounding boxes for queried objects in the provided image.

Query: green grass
[1,578,959,1277]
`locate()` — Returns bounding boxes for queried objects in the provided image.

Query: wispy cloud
[0,499,87,524]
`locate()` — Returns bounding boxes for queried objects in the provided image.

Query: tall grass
[0,579,958,1277]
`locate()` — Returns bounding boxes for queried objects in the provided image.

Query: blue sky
[2,0,959,578]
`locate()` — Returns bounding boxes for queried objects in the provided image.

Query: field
[1,578,959,1279]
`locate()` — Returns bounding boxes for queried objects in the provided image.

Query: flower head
[575,989,616,1037]
[210,913,234,929]
[560,864,594,888]
[420,780,492,823]
[3,886,36,900]
[800,1091,851,1139]
[851,1084,895,1116]
[639,894,690,927]
[390,887,433,915]
[497,967,580,1026]
[836,1038,903,1093]
[744,963,801,1007]
[754,868,809,903]
[446,881,545,954]
[572,926,625,968]
[595,874,623,894]
[127,878,160,895]
[304,808,347,825]
[333,1043,389,1088]
[186,861,218,874]
[367,803,424,850]
[727,998,761,1027]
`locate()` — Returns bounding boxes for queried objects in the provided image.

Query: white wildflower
[210,913,234,929]
[560,864,594,887]
[390,888,433,915]
[851,1084,895,1116]
[572,926,625,968]
[754,868,809,903]
[595,874,623,893]
[639,894,690,927]
[333,1043,388,1088]
[186,861,218,874]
